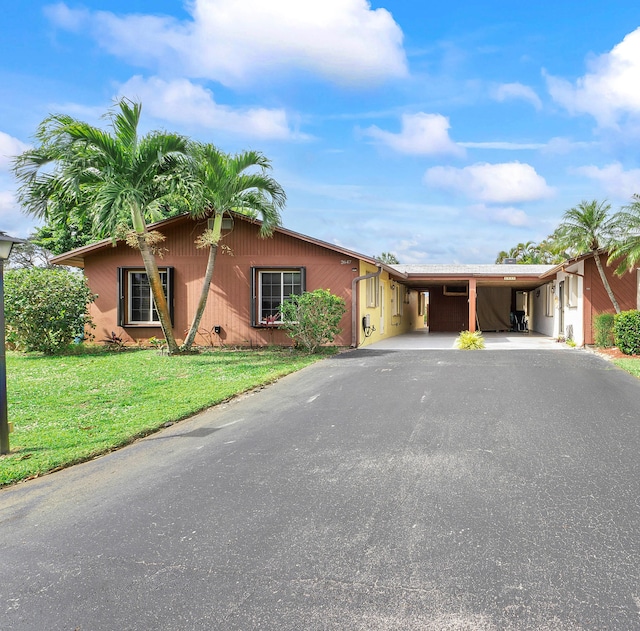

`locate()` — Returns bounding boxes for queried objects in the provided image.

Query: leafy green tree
[279,289,346,353]
[181,144,286,351]
[4,268,96,354]
[29,216,97,256]
[495,240,565,264]
[13,99,191,353]
[608,194,640,275]
[5,239,53,269]
[376,252,399,264]
[553,199,621,312]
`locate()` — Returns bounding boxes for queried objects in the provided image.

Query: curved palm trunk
[182,243,219,351]
[593,250,621,313]
[137,235,179,354]
[132,203,179,354]
[182,214,222,351]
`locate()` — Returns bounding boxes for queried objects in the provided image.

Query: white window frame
[127,269,169,325]
[257,269,303,324]
[392,284,403,317]
[545,282,555,317]
[366,276,380,308]
[567,275,579,308]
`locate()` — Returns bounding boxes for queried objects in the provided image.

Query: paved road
[1,349,640,630]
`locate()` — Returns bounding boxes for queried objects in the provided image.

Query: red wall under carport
[426,286,469,332]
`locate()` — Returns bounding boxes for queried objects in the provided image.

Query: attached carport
[389,264,555,333]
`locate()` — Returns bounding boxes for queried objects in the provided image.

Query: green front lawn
[613,356,640,378]
[1,347,335,487]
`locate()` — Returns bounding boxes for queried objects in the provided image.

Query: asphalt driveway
[1,348,640,630]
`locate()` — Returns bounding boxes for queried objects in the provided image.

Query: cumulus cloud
[424,162,554,204]
[47,0,408,87]
[363,113,464,157]
[118,76,303,140]
[492,82,542,110]
[572,162,640,199]
[546,28,640,128]
[0,131,29,171]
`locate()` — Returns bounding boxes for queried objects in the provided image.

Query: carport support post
[468,278,477,332]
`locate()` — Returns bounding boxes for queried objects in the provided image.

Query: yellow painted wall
[356,262,419,347]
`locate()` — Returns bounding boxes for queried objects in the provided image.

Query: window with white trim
[253,268,305,325]
[545,282,554,317]
[567,275,579,307]
[129,270,168,323]
[366,275,379,307]
[392,284,404,317]
[117,267,174,326]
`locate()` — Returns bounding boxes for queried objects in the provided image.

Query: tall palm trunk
[182,214,222,350]
[132,203,179,353]
[593,250,621,313]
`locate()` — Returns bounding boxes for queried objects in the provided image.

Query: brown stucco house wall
[582,255,638,345]
[53,214,381,348]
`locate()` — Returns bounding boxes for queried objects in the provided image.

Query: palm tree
[13,99,190,352]
[608,194,640,276]
[554,199,620,312]
[376,252,400,265]
[181,144,286,351]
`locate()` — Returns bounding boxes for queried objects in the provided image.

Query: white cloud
[546,27,640,128]
[118,76,303,140]
[0,188,37,238]
[470,204,532,227]
[542,137,597,154]
[424,162,554,204]
[459,141,545,150]
[363,113,464,157]
[572,162,640,199]
[0,190,15,212]
[0,131,29,171]
[48,0,408,87]
[492,83,542,110]
[459,137,597,153]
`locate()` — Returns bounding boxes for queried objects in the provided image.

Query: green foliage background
[4,268,96,354]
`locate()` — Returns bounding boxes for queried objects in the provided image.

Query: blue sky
[2,1,640,263]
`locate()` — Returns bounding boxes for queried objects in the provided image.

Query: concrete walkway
[362,329,568,350]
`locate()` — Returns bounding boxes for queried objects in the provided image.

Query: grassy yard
[1,347,335,487]
[613,357,640,378]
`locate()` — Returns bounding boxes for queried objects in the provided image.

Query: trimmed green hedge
[593,313,615,348]
[4,268,96,354]
[613,310,640,355]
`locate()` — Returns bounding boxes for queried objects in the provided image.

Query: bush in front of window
[613,309,640,355]
[279,289,346,353]
[4,268,96,354]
